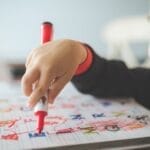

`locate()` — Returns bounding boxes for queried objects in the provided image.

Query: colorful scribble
[0,93,149,149]
[1,133,18,140]
[0,119,19,128]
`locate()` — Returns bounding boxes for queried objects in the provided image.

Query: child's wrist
[78,44,88,65]
[75,44,93,75]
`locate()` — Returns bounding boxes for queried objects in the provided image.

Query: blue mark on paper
[28,132,46,138]
[70,114,85,120]
[92,113,105,118]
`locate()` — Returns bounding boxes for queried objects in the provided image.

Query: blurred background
[0,0,150,80]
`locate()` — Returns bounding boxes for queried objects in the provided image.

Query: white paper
[0,83,150,150]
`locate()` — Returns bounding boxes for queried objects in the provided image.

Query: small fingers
[21,67,40,96]
[28,70,55,107]
[25,51,34,68]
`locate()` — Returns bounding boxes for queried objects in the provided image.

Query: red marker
[41,22,53,43]
[34,22,53,134]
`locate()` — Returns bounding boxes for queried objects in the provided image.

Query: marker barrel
[41,22,53,44]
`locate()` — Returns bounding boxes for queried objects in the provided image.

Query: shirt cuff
[75,44,93,76]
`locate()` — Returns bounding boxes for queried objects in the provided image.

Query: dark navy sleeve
[71,45,150,109]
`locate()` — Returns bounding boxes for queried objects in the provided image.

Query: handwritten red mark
[45,116,66,126]
[45,121,58,125]
[56,128,75,134]
[1,133,18,140]
[0,119,18,128]
[8,119,18,128]
[61,103,75,108]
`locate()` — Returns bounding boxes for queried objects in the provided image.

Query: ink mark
[79,126,98,134]
[128,115,150,125]
[105,125,120,132]
[125,122,144,130]
[20,106,32,111]
[8,119,19,128]
[70,114,85,120]
[28,132,46,138]
[45,116,66,125]
[92,113,105,118]
[112,112,125,117]
[1,133,18,140]
[56,128,74,134]
[61,103,75,109]
[0,119,19,128]
[101,101,111,106]
[24,118,35,123]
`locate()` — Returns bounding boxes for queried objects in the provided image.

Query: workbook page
[0,83,150,150]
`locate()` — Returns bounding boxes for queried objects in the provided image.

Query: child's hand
[21,39,87,107]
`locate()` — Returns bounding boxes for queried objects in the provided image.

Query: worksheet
[0,83,150,150]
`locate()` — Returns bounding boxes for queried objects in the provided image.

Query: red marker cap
[41,22,53,44]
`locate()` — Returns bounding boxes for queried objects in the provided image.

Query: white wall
[0,0,148,61]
